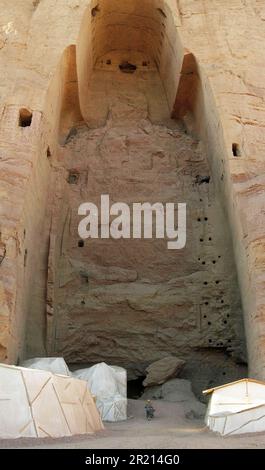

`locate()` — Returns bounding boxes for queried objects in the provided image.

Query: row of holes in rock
[208,339,231,350]
[203,299,225,306]
[91,5,167,19]
[100,59,150,68]
[17,113,241,162]
[204,315,229,325]
[16,110,240,162]
[203,280,221,285]
[197,208,230,345]
[198,256,221,265]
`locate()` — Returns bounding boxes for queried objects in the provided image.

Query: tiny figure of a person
[145,400,155,420]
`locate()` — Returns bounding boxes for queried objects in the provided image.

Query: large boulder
[143,356,185,387]
[141,378,206,419]
[141,378,193,401]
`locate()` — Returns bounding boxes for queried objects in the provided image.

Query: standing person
[145,400,155,420]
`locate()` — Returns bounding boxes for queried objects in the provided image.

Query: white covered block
[22,357,71,376]
[73,362,127,422]
[203,378,265,435]
[0,363,103,438]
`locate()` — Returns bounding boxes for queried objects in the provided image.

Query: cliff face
[0,0,264,388]
[49,85,245,387]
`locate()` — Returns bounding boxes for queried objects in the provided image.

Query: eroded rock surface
[2,0,265,388]
[141,378,206,419]
[46,66,246,385]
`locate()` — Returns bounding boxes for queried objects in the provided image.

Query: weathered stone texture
[0,0,264,388]
[143,356,185,387]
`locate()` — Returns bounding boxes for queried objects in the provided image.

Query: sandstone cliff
[0,0,264,389]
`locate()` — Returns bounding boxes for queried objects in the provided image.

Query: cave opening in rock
[232,143,241,157]
[119,61,137,73]
[127,377,145,399]
[19,108,32,127]
[46,146,51,158]
[68,170,80,184]
[24,0,247,394]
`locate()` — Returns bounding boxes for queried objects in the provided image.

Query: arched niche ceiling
[92,0,169,66]
[78,0,181,121]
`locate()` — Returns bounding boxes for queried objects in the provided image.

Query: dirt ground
[0,399,265,449]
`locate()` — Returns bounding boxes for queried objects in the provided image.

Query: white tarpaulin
[22,357,71,376]
[203,378,265,435]
[0,363,103,438]
[73,362,127,422]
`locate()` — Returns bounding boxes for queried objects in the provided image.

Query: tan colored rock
[0,0,264,390]
[141,378,206,419]
[49,96,244,383]
[143,356,185,387]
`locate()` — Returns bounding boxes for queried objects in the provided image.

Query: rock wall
[0,0,264,386]
[46,66,246,386]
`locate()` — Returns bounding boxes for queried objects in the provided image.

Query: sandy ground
[0,399,265,449]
